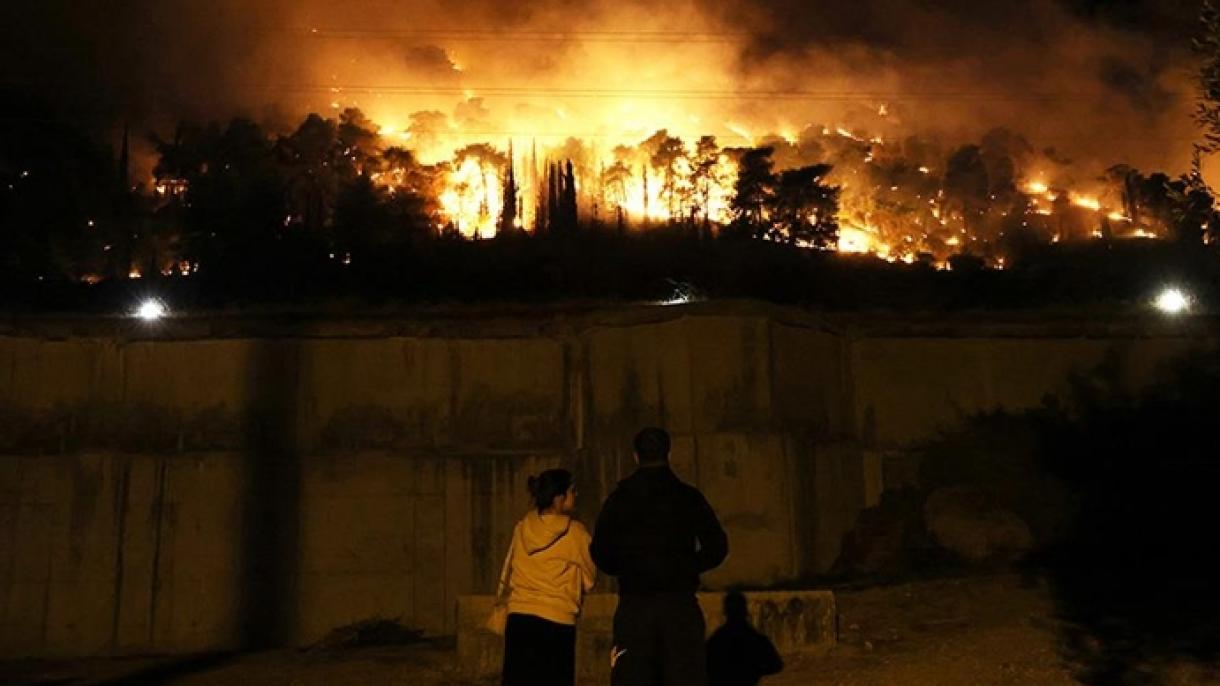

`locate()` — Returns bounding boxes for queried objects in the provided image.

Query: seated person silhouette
[706,590,783,686]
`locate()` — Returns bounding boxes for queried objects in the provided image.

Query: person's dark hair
[633,427,671,464]
[527,468,573,511]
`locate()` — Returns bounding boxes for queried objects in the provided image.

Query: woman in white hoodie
[497,468,596,686]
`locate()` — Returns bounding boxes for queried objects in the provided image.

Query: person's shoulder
[674,477,708,501]
[568,519,593,541]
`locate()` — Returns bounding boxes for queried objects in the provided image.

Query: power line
[232,84,1112,102]
[253,27,751,44]
[0,77,1116,101]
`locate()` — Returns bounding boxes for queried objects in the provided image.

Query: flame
[838,225,877,253]
[1071,195,1101,212]
[158,90,1184,271]
[725,122,754,145]
[438,154,503,239]
[835,126,862,141]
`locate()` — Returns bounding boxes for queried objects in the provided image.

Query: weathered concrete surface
[456,591,836,683]
[847,327,1208,449]
[0,302,1211,658]
[0,453,243,657]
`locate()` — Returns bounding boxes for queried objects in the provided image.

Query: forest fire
[288,104,1205,268]
[8,0,1218,286]
[134,101,1218,277]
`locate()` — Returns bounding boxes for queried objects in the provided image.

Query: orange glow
[1072,195,1102,212]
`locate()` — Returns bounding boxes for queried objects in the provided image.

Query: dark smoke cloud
[0,0,1204,174]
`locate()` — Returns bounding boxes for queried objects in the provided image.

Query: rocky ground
[3,573,1217,686]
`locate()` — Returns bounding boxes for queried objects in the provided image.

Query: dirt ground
[3,573,1215,686]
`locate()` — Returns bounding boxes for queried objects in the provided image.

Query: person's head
[723,589,749,623]
[633,427,671,466]
[528,468,576,514]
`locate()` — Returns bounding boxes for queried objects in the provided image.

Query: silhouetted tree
[545,162,558,233]
[499,145,518,234]
[728,147,775,237]
[562,160,578,229]
[602,146,633,219]
[337,108,382,174]
[1108,164,1220,243]
[334,173,391,255]
[770,164,840,248]
[944,145,990,235]
[279,114,341,234]
[1195,1,1220,167]
[692,135,722,231]
[643,129,687,220]
[155,118,290,274]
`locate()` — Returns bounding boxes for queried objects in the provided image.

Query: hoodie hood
[520,511,572,555]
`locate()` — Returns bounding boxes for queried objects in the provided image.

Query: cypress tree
[546,162,559,234]
[564,160,578,229]
[499,142,517,234]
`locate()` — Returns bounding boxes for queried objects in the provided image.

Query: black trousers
[502,613,577,686]
[611,594,708,686]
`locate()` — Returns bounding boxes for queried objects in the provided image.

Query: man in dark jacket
[591,427,729,686]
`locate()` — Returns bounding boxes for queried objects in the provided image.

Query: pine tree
[729,147,775,236]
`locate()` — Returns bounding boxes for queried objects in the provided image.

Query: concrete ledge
[457,591,836,683]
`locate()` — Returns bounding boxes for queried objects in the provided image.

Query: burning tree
[729,147,776,237]
[727,147,840,247]
[771,164,840,248]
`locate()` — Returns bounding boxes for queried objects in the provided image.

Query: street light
[1153,287,1190,315]
[135,299,167,321]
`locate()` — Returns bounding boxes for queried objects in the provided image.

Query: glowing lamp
[1153,288,1190,315]
[135,299,167,321]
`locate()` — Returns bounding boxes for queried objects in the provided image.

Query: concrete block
[686,317,773,434]
[298,495,414,574]
[697,433,796,588]
[450,339,567,449]
[2,339,99,411]
[303,338,453,451]
[412,494,448,635]
[0,580,50,656]
[456,590,835,683]
[122,341,255,416]
[155,571,241,653]
[770,323,848,435]
[585,319,694,435]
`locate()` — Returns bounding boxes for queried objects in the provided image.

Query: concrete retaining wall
[456,591,836,683]
[0,303,1210,658]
